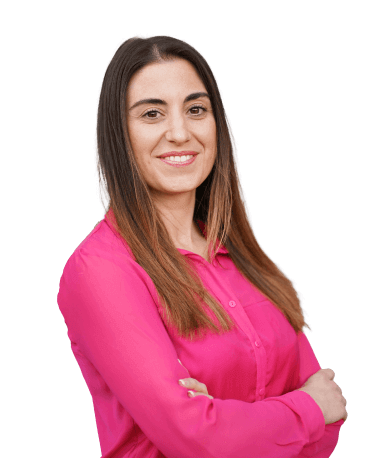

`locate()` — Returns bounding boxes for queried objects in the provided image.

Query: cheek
[195,122,216,153]
[127,124,143,152]
[127,125,154,166]
[205,122,217,150]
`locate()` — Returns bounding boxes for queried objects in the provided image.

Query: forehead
[127,59,206,101]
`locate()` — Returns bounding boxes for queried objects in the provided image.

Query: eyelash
[142,104,207,119]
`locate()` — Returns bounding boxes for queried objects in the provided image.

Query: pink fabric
[57,209,344,457]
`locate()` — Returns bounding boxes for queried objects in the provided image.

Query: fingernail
[178,379,186,387]
[188,390,194,397]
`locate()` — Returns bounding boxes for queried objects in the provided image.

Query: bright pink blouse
[57,209,344,457]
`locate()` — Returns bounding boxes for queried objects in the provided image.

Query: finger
[184,378,209,395]
[179,377,212,398]
[323,368,335,380]
[188,391,213,399]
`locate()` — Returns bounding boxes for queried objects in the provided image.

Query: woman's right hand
[296,368,348,425]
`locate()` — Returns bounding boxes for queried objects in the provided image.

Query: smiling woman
[95,38,310,339]
[58,35,346,458]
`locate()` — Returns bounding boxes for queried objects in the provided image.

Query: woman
[57,36,347,458]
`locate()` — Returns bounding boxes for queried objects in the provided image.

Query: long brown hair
[97,36,310,341]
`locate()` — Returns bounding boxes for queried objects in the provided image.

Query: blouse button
[259,388,265,396]
[255,341,260,347]
[229,300,236,307]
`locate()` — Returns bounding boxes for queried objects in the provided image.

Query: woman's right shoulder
[61,218,136,279]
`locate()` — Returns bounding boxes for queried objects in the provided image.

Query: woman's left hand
[179,377,214,399]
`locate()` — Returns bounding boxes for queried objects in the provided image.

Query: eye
[189,104,207,115]
[142,105,208,119]
[141,110,159,119]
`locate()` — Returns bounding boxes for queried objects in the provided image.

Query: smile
[158,155,197,167]
[164,154,194,162]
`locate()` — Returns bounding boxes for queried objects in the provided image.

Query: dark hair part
[97,35,310,340]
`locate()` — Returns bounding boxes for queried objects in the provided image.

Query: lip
[157,151,198,158]
[159,154,197,168]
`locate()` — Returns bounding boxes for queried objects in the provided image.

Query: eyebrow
[128,92,210,111]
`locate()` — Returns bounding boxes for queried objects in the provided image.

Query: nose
[164,112,191,144]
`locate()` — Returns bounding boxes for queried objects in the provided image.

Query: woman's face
[126,58,217,199]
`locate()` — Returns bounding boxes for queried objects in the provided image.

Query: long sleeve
[295,331,345,457]
[58,246,328,458]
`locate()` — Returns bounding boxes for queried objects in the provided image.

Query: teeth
[164,155,193,162]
